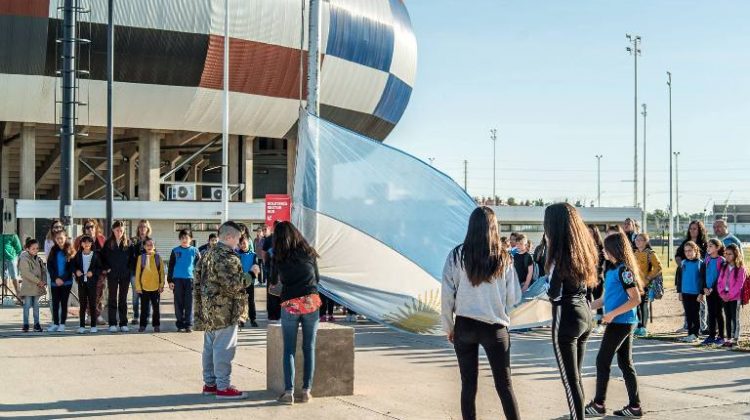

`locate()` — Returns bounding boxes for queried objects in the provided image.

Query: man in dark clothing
[199,233,219,254]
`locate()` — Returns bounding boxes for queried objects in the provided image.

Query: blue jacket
[236,249,258,275]
[676,258,704,295]
[703,256,724,289]
[47,246,74,287]
[168,245,200,282]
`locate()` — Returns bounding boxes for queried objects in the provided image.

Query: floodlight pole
[667,71,674,267]
[641,103,647,233]
[490,128,497,205]
[221,0,229,222]
[106,0,114,232]
[626,34,641,208]
[595,155,603,207]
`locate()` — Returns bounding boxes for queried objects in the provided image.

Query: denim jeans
[23,296,40,326]
[202,325,239,390]
[130,275,140,319]
[173,279,194,329]
[281,309,320,392]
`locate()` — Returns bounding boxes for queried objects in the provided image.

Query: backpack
[741,272,750,306]
[140,253,163,282]
[646,249,664,300]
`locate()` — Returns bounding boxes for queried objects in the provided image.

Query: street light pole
[626,34,642,208]
[490,128,497,205]
[595,155,603,207]
[667,71,673,267]
[642,103,647,233]
[674,151,681,236]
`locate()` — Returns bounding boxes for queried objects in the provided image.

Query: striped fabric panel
[374,74,413,125]
[320,55,389,115]
[0,15,49,75]
[387,0,417,86]
[326,0,395,72]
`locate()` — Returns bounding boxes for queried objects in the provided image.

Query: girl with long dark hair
[102,221,132,332]
[441,206,521,420]
[585,231,644,418]
[47,231,76,332]
[675,220,708,264]
[544,203,598,420]
[271,221,322,405]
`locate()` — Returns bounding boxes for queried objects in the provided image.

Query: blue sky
[387,1,750,214]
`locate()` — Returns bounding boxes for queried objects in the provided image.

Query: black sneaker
[585,401,606,417]
[131,319,138,325]
[185,327,193,333]
[250,320,259,328]
[33,324,43,332]
[613,405,642,418]
[22,324,29,333]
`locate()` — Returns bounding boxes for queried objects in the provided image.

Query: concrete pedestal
[266,322,354,397]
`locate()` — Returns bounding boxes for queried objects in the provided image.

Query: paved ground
[1,288,749,419]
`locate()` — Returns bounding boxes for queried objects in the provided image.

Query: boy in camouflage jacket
[194,222,252,399]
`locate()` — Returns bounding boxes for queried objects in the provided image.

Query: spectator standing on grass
[544,203,599,420]
[585,231,644,418]
[168,229,200,332]
[272,221,324,406]
[588,225,606,334]
[633,233,662,337]
[701,239,726,346]
[102,221,133,333]
[47,230,75,332]
[713,219,742,249]
[135,237,165,333]
[513,234,534,293]
[236,234,260,328]
[441,206,521,420]
[129,220,152,325]
[717,244,746,348]
[72,235,103,334]
[18,239,46,333]
[676,220,708,264]
[195,221,250,400]
[675,241,704,343]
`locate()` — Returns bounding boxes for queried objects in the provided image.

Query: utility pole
[626,34,641,208]
[463,160,468,192]
[641,103,647,233]
[490,128,497,205]
[105,0,114,233]
[667,71,673,267]
[221,0,229,222]
[59,0,79,231]
[674,151,681,236]
[595,155,603,207]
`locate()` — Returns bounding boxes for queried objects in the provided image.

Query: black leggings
[552,299,592,420]
[636,287,649,329]
[77,279,98,328]
[107,273,130,327]
[51,285,72,325]
[706,291,725,339]
[724,300,741,340]
[453,316,520,420]
[681,293,700,336]
[594,323,640,407]
[246,284,256,322]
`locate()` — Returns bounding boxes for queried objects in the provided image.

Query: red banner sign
[265,194,291,227]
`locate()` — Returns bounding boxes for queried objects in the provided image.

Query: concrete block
[266,322,354,397]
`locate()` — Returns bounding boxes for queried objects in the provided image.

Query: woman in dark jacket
[101,221,133,332]
[47,230,76,332]
[72,235,103,332]
[270,221,321,405]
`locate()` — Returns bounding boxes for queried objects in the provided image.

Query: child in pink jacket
[717,244,747,347]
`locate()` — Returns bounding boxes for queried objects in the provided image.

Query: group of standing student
[442,203,646,420]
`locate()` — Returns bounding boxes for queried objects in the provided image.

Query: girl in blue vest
[236,235,260,328]
[585,231,644,418]
[701,239,726,346]
[47,231,76,332]
[676,241,704,343]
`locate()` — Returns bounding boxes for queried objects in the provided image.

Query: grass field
[651,247,750,289]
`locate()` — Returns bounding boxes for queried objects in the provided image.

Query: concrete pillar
[1,139,9,198]
[286,138,296,196]
[138,131,162,201]
[228,134,239,185]
[19,124,36,241]
[124,152,137,200]
[243,136,254,203]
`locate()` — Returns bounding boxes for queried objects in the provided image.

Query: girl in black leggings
[585,231,644,418]
[544,203,600,420]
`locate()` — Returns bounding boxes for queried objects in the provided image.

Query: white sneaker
[57,324,66,333]
[47,324,59,332]
[120,325,130,333]
[90,327,98,333]
[97,316,106,325]
[77,327,86,334]
[592,325,605,334]
[108,325,119,333]
[681,334,698,343]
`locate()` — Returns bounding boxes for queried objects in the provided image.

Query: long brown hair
[272,221,319,262]
[46,219,64,241]
[107,220,131,249]
[456,206,511,286]
[544,203,598,288]
[53,231,76,261]
[724,244,745,275]
[603,232,644,293]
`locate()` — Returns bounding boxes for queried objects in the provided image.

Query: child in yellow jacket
[135,238,166,332]
[633,233,663,337]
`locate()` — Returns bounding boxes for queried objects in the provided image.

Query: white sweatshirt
[441,248,522,334]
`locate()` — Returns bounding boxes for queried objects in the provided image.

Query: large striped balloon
[0,0,417,140]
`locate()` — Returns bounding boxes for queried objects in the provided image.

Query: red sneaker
[216,386,248,400]
[202,384,218,395]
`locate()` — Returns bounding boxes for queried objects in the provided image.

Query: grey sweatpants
[202,324,239,390]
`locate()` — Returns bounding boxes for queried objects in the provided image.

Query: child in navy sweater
[676,241,705,343]
[168,229,200,332]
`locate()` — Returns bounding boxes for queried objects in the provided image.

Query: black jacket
[72,250,103,283]
[47,245,74,284]
[130,237,148,274]
[101,240,132,275]
[271,251,319,302]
